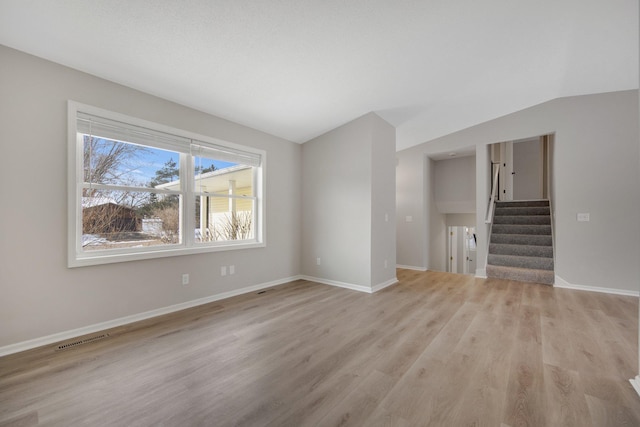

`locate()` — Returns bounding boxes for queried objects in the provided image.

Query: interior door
[513,138,543,200]
[448,227,457,273]
[499,142,513,201]
[465,226,477,274]
[448,226,476,275]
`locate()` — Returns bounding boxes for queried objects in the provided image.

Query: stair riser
[488,254,554,270]
[490,234,552,246]
[491,225,551,235]
[489,243,553,258]
[486,265,554,285]
[493,216,551,225]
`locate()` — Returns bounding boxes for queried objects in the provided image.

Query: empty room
[1,1,639,426]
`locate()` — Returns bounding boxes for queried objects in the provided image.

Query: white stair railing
[485,164,500,224]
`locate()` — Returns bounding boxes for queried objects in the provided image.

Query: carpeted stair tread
[490,234,552,246]
[491,224,551,235]
[495,200,549,208]
[493,215,551,225]
[489,243,553,258]
[494,206,550,216]
[486,265,554,285]
[487,253,554,270]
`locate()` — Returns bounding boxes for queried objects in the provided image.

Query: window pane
[82,136,181,188]
[192,154,253,196]
[82,190,182,251]
[192,152,255,243]
[195,196,254,242]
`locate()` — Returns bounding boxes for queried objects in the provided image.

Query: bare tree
[148,204,180,243]
[82,137,150,244]
[83,136,148,187]
[214,211,253,241]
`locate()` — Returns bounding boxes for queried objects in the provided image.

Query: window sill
[68,241,265,268]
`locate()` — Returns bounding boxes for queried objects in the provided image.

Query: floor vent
[56,333,110,351]
[257,290,267,294]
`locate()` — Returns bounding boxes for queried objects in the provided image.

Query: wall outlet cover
[577,213,590,222]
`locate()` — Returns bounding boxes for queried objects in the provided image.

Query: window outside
[70,102,263,267]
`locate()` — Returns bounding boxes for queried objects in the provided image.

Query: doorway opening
[447,225,476,275]
[492,134,553,202]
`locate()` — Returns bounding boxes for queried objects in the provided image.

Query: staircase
[486,200,554,285]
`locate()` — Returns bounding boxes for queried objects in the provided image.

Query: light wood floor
[1,270,639,426]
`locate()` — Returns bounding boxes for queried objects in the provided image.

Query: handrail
[485,164,500,223]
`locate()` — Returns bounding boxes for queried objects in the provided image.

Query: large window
[68,102,265,267]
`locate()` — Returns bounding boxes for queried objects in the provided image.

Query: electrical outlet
[229,265,235,275]
[221,266,227,276]
[316,257,321,266]
[384,260,388,269]
[182,274,189,285]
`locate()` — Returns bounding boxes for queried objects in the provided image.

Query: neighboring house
[157,165,254,241]
[81,196,138,234]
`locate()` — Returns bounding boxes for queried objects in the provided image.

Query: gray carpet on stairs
[487,200,554,285]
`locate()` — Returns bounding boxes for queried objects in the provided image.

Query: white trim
[67,100,266,268]
[0,275,302,357]
[70,241,266,268]
[300,276,397,293]
[475,268,487,278]
[630,376,640,398]
[554,275,639,297]
[372,277,399,293]
[299,275,373,293]
[396,264,427,271]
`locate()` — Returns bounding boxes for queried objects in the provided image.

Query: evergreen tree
[149,158,179,187]
[200,164,217,174]
[145,158,179,208]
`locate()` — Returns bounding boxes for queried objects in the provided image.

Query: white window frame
[67,101,265,268]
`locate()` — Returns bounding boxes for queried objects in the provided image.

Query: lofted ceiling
[0,0,637,151]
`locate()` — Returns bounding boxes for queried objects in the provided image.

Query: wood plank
[0,412,38,427]
[541,315,578,370]
[542,364,593,427]
[502,302,547,427]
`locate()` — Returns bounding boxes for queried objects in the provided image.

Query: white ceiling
[1,0,637,151]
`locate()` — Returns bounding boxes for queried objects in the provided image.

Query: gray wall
[302,113,396,289]
[446,214,476,227]
[0,46,303,347]
[396,154,427,269]
[397,90,640,291]
[370,116,397,287]
[428,158,448,272]
[434,155,476,213]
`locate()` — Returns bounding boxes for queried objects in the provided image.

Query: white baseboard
[0,275,303,357]
[475,268,487,278]
[630,376,640,398]
[300,275,398,294]
[299,275,373,293]
[396,265,426,271]
[372,277,399,293]
[554,275,639,297]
